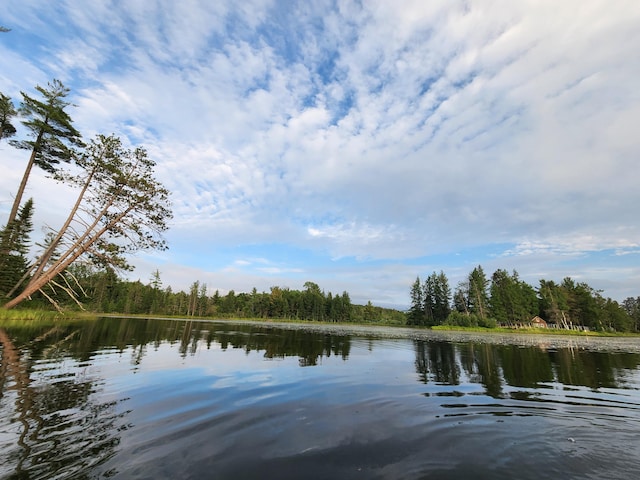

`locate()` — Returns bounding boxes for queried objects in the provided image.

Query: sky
[1,0,639,309]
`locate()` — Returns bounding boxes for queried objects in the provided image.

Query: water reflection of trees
[414,339,640,397]
[0,317,354,365]
[461,343,504,398]
[415,341,460,385]
[0,327,123,479]
[191,322,352,366]
[4,317,640,477]
[0,317,354,478]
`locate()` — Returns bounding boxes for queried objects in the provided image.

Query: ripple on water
[3,319,640,480]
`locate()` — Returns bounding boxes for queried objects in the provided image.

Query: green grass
[0,309,98,328]
[430,324,633,337]
[0,309,63,321]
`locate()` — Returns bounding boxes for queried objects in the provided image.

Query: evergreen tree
[538,280,570,327]
[7,79,83,226]
[339,291,352,322]
[434,271,452,324]
[0,199,34,297]
[0,92,17,140]
[468,265,490,319]
[453,281,469,314]
[562,278,601,330]
[622,297,640,332]
[303,281,324,321]
[423,271,452,326]
[408,276,425,325]
[198,282,208,316]
[187,281,199,316]
[148,269,163,314]
[423,274,436,325]
[363,300,376,322]
[490,269,538,325]
[600,298,633,332]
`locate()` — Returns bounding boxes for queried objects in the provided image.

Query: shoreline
[99,314,640,353]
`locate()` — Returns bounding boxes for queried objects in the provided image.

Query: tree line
[409,265,639,332]
[15,263,404,324]
[1,80,172,310]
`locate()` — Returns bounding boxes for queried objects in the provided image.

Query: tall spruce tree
[423,274,436,325]
[468,265,490,319]
[434,271,452,324]
[408,276,425,325]
[423,271,452,326]
[7,79,83,226]
[0,199,34,297]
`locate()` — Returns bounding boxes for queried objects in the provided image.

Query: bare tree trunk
[474,284,485,319]
[29,162,98,281]
[6,130,44,226]
[5,162,101,299]
[3,205,133,309]
[3,135,171,310]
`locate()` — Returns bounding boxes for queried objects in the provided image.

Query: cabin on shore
[499,316,590,331]
[530,316,548,328]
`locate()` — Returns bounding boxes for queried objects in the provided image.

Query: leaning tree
[2,134,172,310]
[7,79,83,226]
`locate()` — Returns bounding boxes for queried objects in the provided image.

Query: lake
[1,317,640,479]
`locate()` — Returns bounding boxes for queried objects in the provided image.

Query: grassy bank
[431,324,635,337]
[2,309,637,337]
[0,308,98,323]
[0,309,64,321]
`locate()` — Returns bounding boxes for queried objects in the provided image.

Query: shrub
[444,312,497,328]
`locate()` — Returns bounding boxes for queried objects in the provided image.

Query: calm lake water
[1,317,640,479]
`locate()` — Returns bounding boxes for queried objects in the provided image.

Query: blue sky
[1,0,639,308]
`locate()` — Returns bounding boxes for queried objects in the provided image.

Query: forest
[1,80,171,311]
[5,264,406,324]
[409,266,640,333]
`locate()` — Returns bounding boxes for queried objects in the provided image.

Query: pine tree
[7,79,83,226]
[2,135,171,310]
[490,269,537,325]
[434,271,452,324]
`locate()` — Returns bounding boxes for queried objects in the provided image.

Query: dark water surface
[1,317,640,479]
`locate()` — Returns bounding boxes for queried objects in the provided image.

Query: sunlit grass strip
[0,309,62,321]
[430,325,629,337]
[0,309,98,326]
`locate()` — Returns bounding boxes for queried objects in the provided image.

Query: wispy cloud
[1,0,639,306]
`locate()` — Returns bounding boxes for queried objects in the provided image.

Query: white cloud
[2,0,639,305]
